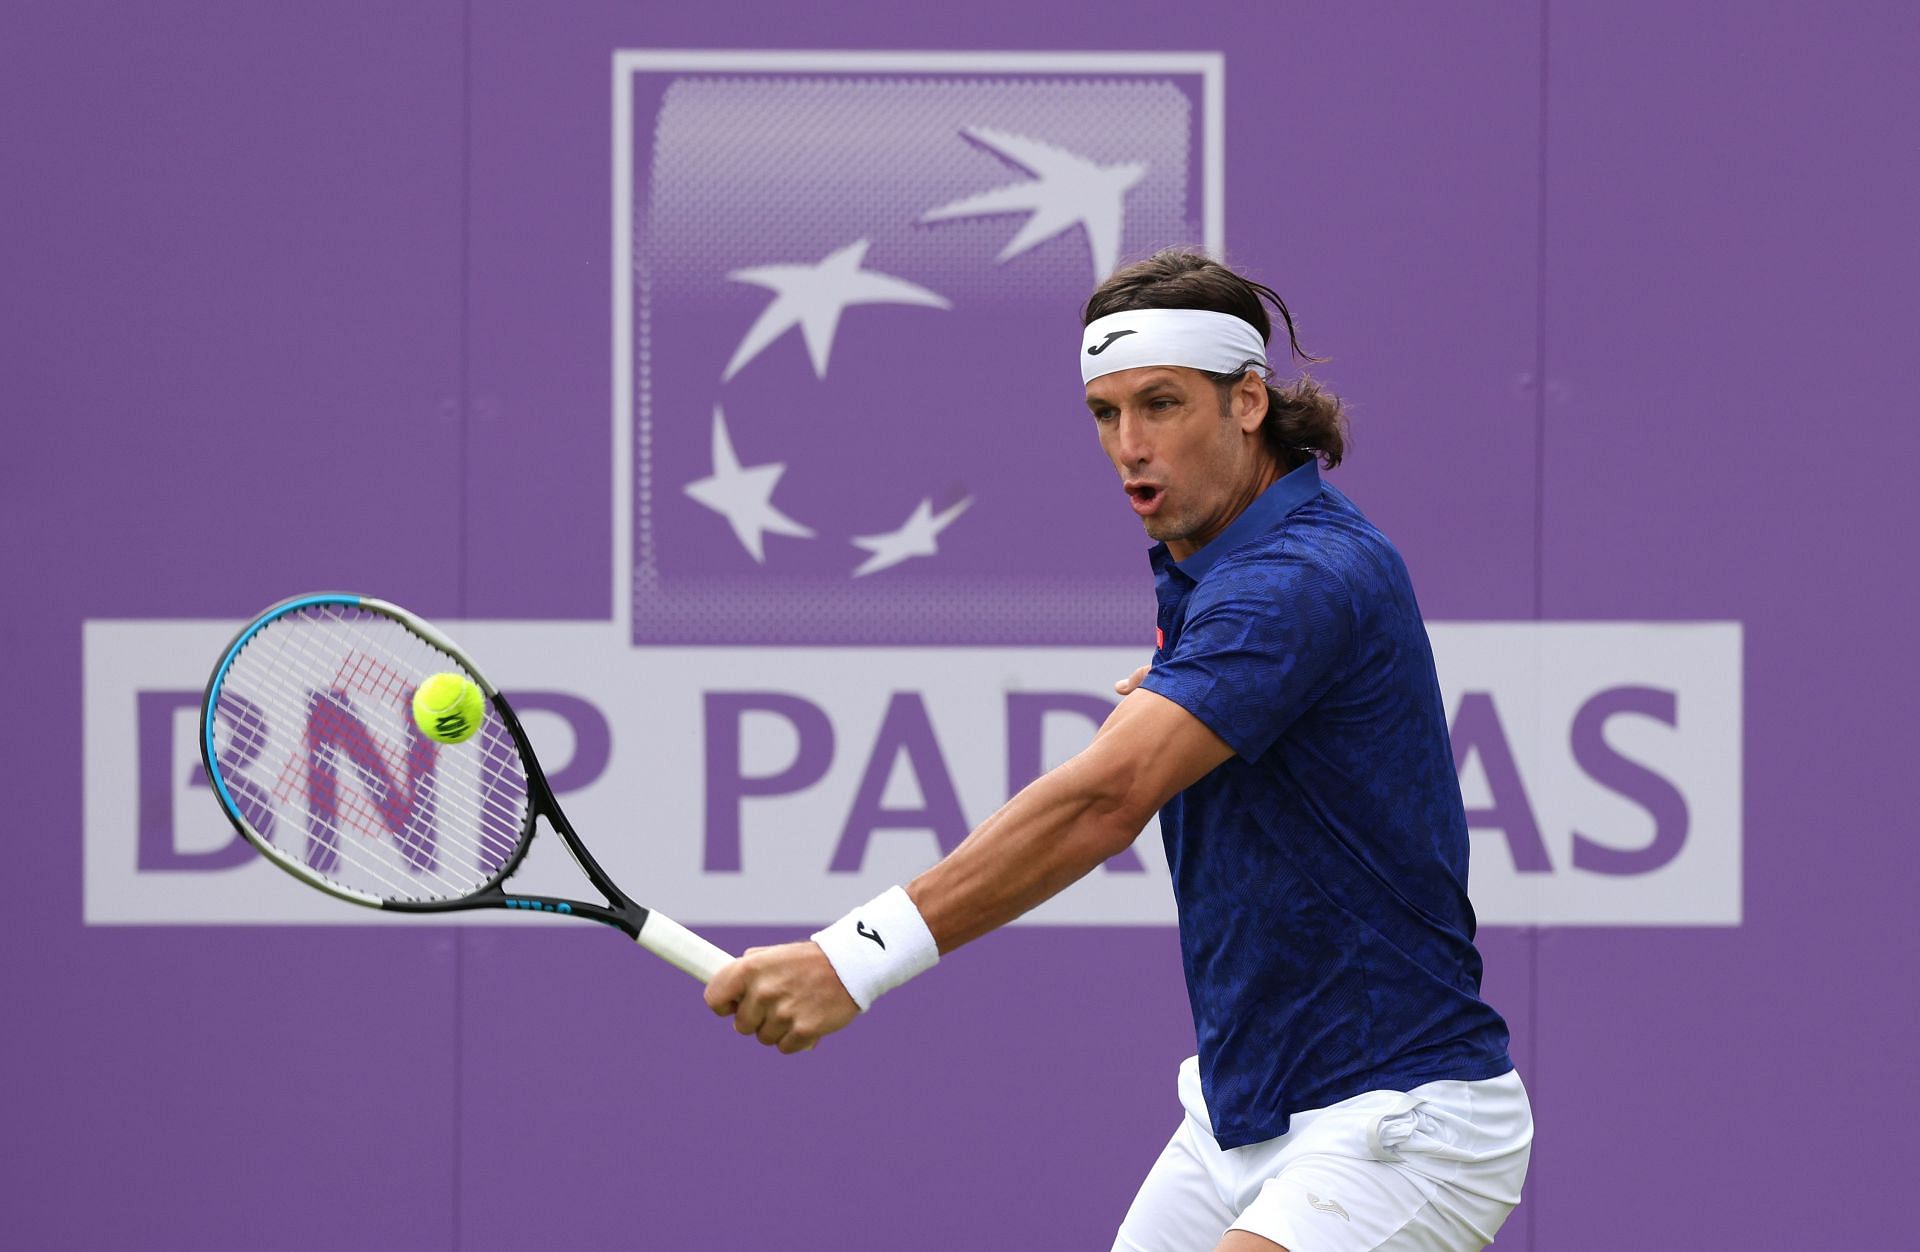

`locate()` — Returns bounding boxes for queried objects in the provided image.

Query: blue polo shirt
[1139,460,1511,1148]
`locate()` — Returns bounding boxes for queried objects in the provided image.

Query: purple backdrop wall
[5,2,1915,1248]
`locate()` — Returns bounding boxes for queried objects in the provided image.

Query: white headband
[1080,308,1269,386]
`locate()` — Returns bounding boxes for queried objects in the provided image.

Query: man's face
[1085,365,1268,559]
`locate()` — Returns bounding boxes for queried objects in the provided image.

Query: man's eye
[1150,397,1177,411]
[1092,409,1117,422]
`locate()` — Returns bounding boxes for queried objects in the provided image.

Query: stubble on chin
[1141,514,1191,545]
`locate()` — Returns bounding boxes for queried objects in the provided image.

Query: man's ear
[1235,369,1269,433]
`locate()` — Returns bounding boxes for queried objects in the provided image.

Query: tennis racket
[199,592,731,982]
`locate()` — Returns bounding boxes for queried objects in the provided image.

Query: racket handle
[636,911,733,983]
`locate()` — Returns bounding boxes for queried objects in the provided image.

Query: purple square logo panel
[618,54,1220,645]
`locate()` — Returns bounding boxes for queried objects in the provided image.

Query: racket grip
[636,910,733,983]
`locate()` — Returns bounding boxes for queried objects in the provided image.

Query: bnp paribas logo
[615,51,1223,646]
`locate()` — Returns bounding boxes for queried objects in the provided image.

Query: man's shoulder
[1203,488,1385,593]
[1189,535,1357,631]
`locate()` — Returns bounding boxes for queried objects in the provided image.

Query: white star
[849,497,973,578]
[920,127,1148,282]
[683,405,814,562]
[723,239,950,381]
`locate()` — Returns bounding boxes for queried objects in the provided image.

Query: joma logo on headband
[1086,329,1138,355]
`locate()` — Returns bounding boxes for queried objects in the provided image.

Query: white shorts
[1113,1059,1532,1252]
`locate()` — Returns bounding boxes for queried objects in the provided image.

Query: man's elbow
[1053,747,1167,859]
[1082,782,1160,860]
[1090,810,1151,861]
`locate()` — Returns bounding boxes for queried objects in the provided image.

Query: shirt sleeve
[1138,553,1354,761]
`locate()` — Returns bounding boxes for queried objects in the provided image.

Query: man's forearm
[705,688,1231,1050]
[906,751,1147,952]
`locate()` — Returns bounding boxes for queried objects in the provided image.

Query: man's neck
[1167,455,1285,561]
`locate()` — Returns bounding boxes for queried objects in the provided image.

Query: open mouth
[1126,483,1165,516]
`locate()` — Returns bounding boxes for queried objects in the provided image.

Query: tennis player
[706,249,1532,1251]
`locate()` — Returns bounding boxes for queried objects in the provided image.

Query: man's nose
[1112,410,1151,465]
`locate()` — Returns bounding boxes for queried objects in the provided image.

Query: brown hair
[1082,249,1348,470]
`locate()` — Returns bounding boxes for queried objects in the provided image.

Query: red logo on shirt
[1156,626,1165,649]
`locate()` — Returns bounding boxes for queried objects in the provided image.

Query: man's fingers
[1114,664,1151,695]
[703,959,746,1016]
[709,941,845,1055]
[733,993,768,1036]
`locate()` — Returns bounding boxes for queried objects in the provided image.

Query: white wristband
[810,886,940,1012]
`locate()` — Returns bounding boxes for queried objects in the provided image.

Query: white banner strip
[85,620,1740,928]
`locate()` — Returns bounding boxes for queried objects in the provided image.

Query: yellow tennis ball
[412,672,485,745]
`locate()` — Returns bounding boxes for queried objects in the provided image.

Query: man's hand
[1114,664,1151,695]
[703,942,860,1054]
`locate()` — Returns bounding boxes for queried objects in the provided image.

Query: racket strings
[211,603,532,904]
[266,611,532,848]
[243,623,528,875]
[219,645,515,903]
[278,607,532,876]
[229,618,525,901]
[257,627,532,849]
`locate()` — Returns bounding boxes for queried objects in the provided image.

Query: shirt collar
[1152,459,1324,583]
